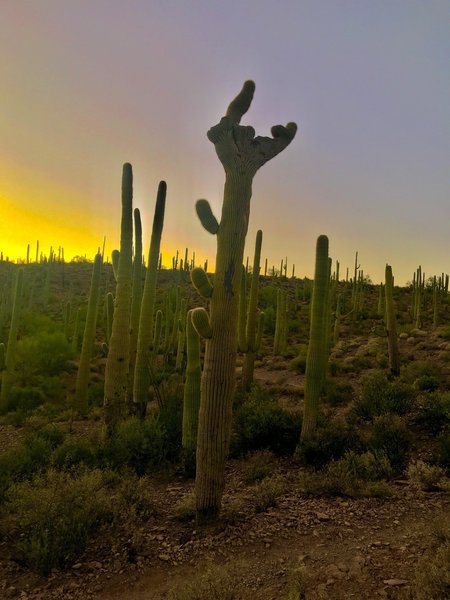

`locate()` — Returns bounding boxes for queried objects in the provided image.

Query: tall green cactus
[182,309,202,473]
[385,264,400,376]
[273,287,288,355]
[133,181,166,417]
[127,208,143,412]
[241,229,263,391]
[0,268,23,413]
[74,253,102,416]
[300,235,330,441]
[192,81,296,518]
[103,163,134,436]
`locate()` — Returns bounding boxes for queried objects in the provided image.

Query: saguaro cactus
[127,208,143,412]
[193,81,296,518]
[300,235,330,442]
[133,181,166,417]
[385,264,400,376]
[0,268,23,413]
[241,229,263,391]
[103,163,134,435]
[74,253,102,415]
[182,309,202,473]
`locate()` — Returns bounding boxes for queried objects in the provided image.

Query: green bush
[352,372,415,420]
[242,450,275,484]
[299,451,393,499]
[100,416,168,474]
[296,420,361,469]
[0,434,55,503]
[401,360,442,386]
[324,379,354,406]
[232,387,301,456]
[52,437,98,470]
[434,430,450,468]
[414,392,450,435]
[368,414,412,472]
[407,460,448,491]
[1,469,112,574]
[6,386,46,413]
[251,474,287,512]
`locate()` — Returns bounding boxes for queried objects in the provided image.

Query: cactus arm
[191,267,213,298]
[196,199,219,234]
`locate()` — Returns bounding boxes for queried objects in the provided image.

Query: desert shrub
[299,451,393,499]
[251,474,287,512]
[323,379,354,406]
[414,375,440,392]
[31,424,65,448]
[290,344,308,374]
[0,435,55,503]
[401,360,442,386]
[232,387,301,456]
[407,460,449,491]
[14,331,74,380]
[242,450,275,484]
[6,386,46,413]
[100,416,167,474]
[414,392,450,435]
[434,430,450,467]
[157,394,183,463]
[408,542,450,600]
[167,561,243,600]
[52,437,98,470]
[367,414,412,472]
[1,469,112,574]
[296,420,361,469]
[173,492,196,522]
[352,372,415,420]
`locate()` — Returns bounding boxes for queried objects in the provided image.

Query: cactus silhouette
[194,81,297,518]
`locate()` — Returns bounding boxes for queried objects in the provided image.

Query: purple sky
[1,1,449,283]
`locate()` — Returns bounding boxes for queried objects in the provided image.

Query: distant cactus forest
[0,83,449,599]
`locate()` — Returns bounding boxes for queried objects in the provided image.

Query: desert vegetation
[0,83,449,599]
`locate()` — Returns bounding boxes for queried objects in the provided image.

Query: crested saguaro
[192,81,297,518]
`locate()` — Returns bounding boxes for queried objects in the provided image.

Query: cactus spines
[385,264,400,376]
[191,267,213,298]
[182,309,202,472]
[133,181,166,417]
[195,81,297,519]
[75,253,102,416]
[300,235,330,442]
[103,163,134,435]
[0,268,24,413]
[191,307,212,339]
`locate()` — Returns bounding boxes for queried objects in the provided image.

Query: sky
[1,0,449,284]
